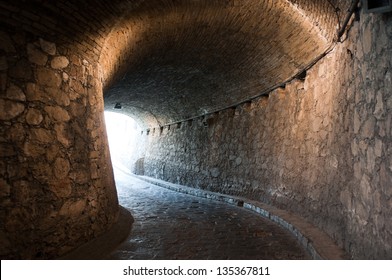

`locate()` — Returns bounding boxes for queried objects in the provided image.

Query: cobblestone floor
[109,169,310,260]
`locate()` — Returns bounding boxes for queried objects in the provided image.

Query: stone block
[375,138,383,157]
[27,43,48,66]
[26,108,43,125]
[351,140,358,156]
[25,83,41,101]
[363,23,372,55]
[353,109,361,134]
[361,116,376,139]
[54,123,70,147]
[29,128,53,143]
[23,141,46,157]
[44,106,70,122]
[62,72,69,82]
[6,84,26,101]
[359,174,372,203]
[31,162,52,182]
[0,99,25,120]
[366,146,376,173]
[59,199,86,216]
[8,123,26,143]
[51,56,69,69]
[380,164,392,198]
[90,163,100,179]
[46,144,59,162]
[44,87,70,106]
[54,157,71,179]
[70,171,89,184]
[49,179,72,198]
[39,38,56,55]
[373,90,385,120]
[37,68,62,88]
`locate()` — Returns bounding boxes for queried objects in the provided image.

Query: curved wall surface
[2,0,391,260]
[141,11,392,259]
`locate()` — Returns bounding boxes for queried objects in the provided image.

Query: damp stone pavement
[108,168,310,260]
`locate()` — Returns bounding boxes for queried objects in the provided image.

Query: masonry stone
[363,22,373,56]
[31,162,52,183]
[29,128,53,144]
[0,0,390,261]
[54,158,71,180]
[26,108,43,125]
[373,90,385,120]
[138,11,392,260]
[1,20,117,259]
[62,72,69,82]
[375,138,383,157]
[54,123,70,147]
[49,179,72,198]
[59,199,86,216]
[37,68,62,88]
[27,43,48,66]
[6,84,25,101]
[361,116,376,139]
[51,56,69,69]
[39,38,56,55]
[8,123,25,143]
[44,87,70,106]
[0,99,25,120]
[44,106,70,122]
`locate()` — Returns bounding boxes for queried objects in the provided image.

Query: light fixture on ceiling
[363,0,392,13]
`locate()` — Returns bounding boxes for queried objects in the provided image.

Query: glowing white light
[104,111,140,170]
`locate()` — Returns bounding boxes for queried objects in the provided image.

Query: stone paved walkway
[109,168,310,260]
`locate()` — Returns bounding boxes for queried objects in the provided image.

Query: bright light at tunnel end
[104,111,140,171]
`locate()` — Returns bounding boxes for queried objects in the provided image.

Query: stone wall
[142,12,392,259]
[0,29,118,259]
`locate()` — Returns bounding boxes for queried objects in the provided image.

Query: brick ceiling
[102,0,352,128]
[2,0,353,128]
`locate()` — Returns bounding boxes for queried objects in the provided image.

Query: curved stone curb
[137,175,349,260]
[58,206,134,260]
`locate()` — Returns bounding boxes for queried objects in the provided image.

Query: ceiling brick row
[1,0,354,128]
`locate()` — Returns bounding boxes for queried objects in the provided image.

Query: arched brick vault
[100,0,353,128]
[1,0,352,128]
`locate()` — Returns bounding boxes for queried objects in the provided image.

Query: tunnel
[0,0,391,259]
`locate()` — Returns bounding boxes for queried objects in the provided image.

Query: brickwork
[102,0,352,127]
[141,11,392,259]
[1,0,351,128]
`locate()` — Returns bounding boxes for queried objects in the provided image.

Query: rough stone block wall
[0,29,118,259]
[142,12,392,259]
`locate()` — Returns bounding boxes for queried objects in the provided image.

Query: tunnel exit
[104,111,141,175]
